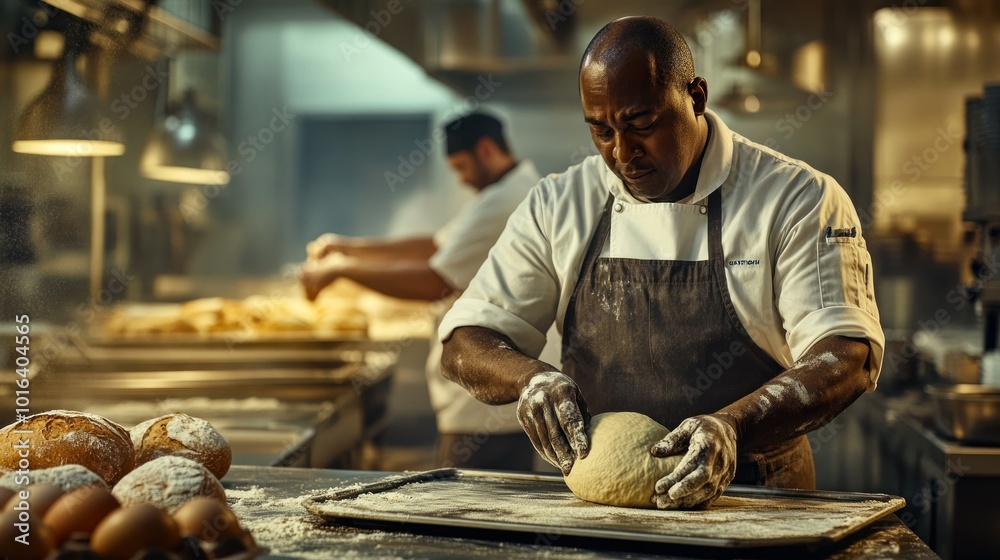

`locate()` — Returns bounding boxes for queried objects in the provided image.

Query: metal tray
[43,331,397,372]
[303,469,906,549]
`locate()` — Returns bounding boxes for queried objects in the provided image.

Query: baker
[299,112,544,471]
[439,17,884,508]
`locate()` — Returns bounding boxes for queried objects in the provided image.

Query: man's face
[447,150,491,190]
[580,51,705,202]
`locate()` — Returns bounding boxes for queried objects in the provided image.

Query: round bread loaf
[0,411,134,486]
[112,456,226,514]
[0,464,108,493]
[130,413,231,479]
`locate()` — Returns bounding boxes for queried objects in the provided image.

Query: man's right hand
[516,372,591,475]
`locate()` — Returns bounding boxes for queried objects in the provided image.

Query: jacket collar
[605,108,733,205]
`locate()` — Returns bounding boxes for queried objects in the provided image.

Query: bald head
[581,17,695,92]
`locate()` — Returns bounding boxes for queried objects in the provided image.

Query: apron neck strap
[707,187,724,264]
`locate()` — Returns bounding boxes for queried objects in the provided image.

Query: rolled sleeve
[438,184,560,359]
[773,176,884,389]
[788,306,885,389]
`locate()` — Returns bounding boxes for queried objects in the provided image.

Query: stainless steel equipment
[21,329,400,469]
[927,384,1000,445]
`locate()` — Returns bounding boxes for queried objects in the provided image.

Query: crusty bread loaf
[129,413,231,480]
[112,456,226,514]
[0,411,134,485]
[0,464,108,493]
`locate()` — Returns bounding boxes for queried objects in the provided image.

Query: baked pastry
[179,298,245,333]
[0,464,108,493]
[0,411,133,485]
[130,413,231,480]
[112,456,226,514]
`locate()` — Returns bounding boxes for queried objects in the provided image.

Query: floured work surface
[303,469,906,549]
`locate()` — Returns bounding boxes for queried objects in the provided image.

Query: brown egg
[173,497,243,542]
[90,504,181,560]
[0,508,55,560]
[0,486,15,509]
[43,485,121,545]
[3,483,64,517]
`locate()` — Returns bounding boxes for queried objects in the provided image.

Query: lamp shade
[12,33,125,157]
[141,89,229,185]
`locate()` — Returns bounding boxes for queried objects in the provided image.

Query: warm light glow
[12,139,125,156]
[792,40,826,93]
[743,95,761,113]
[966,29,980,50]
[34,31,64,60]
[874,9,908,50]
[937,26,956,49]
[745,49,762,68]
[142,164,230,185]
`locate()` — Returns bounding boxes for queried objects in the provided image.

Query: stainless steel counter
[222,466,938,559]
[824,392,1000,559]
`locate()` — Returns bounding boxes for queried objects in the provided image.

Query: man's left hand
[649,415,738,509]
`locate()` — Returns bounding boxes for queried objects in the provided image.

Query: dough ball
[0,464,108,493]
[113,456,226,514]
[0,410,134,486]
[564,412,681,508]
[130,413,231,480]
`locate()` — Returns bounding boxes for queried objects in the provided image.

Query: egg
[0,508,55,560]
[173,497,243,542]
[43,485,121,545]
[2,483,65,517]
[90,504,181,560]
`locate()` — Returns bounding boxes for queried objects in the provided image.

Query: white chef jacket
[440,109,885,388]
[427,160,547,434]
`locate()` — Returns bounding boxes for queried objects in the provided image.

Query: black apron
[561,187,815,489]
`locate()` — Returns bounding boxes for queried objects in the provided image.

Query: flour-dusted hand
[517,372,591,475]
[648,415,738,509]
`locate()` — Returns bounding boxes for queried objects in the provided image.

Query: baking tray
[44,331,398,372]
[302,469,906,549]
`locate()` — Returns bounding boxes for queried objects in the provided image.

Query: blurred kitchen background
[1,0,1000,557]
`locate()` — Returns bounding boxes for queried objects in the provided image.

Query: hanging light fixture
[141,88,229,185]
[12,23,125,157]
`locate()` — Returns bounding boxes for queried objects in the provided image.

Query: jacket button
[699,205,708,215]
[614,202,624,213]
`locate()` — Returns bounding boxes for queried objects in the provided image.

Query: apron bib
[561,187,814,489]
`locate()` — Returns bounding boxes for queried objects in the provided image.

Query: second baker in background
[300,112,545,471]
